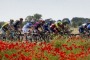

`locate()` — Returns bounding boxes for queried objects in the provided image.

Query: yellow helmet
[2,22,9,27]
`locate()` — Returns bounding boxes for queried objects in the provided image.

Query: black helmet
[20,18,23,21]
[62,18,70,25]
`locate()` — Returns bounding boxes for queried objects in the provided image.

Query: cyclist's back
[22,22,32,33]
[13,20,20,30]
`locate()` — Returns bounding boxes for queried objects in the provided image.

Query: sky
[0,0,90,22]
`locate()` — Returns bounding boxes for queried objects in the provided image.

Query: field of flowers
[0,35,90,60]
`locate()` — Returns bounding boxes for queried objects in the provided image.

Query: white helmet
[82,23,86,26]
[82,23,87,28]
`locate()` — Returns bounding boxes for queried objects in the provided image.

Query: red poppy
[5,54,10,59]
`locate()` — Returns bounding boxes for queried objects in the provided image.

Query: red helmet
[50,24,56,28]
[42,20,45,24]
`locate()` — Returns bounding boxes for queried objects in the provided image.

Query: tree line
[0,13,90,28]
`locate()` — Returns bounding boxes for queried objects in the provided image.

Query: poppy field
[0,35,90,60]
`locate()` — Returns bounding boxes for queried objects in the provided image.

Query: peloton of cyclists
[0,18,71,41]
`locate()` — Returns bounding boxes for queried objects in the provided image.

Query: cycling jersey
[2,22,9,32]
[22,22,32,33]
[87,24,90,30]
[43,24,49,32]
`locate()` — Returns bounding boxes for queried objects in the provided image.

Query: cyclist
[62,19,71,34]
[87,24,90,34]
[22,22,32,33]
[50,23,58,34]
[13,18,23,31]
[1,22,10,39]
[31,25,39,42]
[55,20,62,32]
[79,23,87,35]
[43,23,49,32]
[22,22,33,40]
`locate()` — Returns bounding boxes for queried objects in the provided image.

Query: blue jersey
[43,24,49,31]
[87,24,90,30]
[24,22,32,28]
[22,22,32,33]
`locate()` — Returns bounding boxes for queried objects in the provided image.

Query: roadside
[70,27,79,34]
